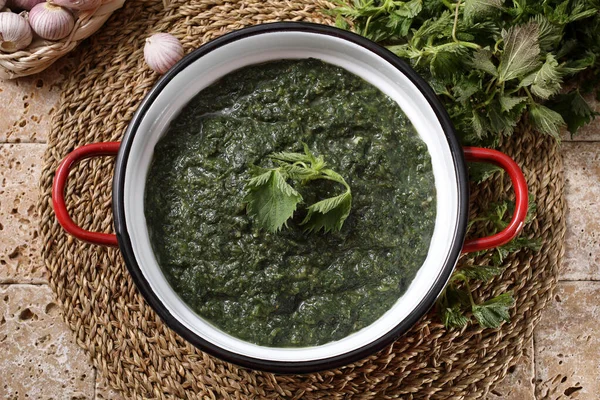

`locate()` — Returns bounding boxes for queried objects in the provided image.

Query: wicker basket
[0,0,125,79]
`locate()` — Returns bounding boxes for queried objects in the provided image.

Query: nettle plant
[333,0,600,143]
[331,0,599,329]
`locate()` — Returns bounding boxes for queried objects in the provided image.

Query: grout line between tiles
[0,141,47,145]
[557,278,600,282]
[0,281,49,286]
[562,140,600,143]
[533,328,539,399]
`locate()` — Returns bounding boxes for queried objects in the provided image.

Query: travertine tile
[561,143,600,280]
[0,58,71,143]
[0,284,95,399]
[0,144,46,283]
[486,338,535,399]
[95,374,125,400]
[534,282,600,399]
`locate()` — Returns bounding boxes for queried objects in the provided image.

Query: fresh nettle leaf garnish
[245,144,352,234]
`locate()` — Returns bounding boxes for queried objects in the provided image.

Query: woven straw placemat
[38,0,566,398]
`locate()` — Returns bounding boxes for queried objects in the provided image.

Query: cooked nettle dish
[144,58,436,347]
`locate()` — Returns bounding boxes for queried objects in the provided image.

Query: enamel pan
[52,22,528,374]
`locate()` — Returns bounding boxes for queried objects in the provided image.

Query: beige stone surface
[486,338,535,399]
[0,144,47,284]
[561,143,600,280]
[0,59,71,143]
[534,282,600,399]
[95,375,125,400]
[0,284,95,399]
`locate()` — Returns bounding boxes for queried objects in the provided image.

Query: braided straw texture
[38,0,566,398]
[0,0,125,79]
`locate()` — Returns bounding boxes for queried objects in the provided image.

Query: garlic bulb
[9,0,44,11]
[29,2,74,40]
[50,0,101,11]
[144,33,184,74]
[0,12,32,52]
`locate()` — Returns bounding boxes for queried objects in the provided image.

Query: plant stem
[320,174,351,192]
[442,0,455,10]
[523,86,535,103]
[426,41,481,53]
[452,0,462,43]
[365,15,372,36]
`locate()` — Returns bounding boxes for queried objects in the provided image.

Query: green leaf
[464,0,503,22]
[302,192,352,233]
[488,100,521,135]
[500,235,543,253]
[468,162,504,183]
[505,191,537,225]
[395,0,423,18]
[560,52,597,76]
[460,265,503,281]
[412,11,454,44]
[247,169,274,187]
[335,13,350,30]
[269,151,312,164]
[520,54,562,99]
[547,90,598,135]
[493,235,542,264]
[303,142,326,170]
[498,22,541,82]
[472,292,514,328]
[245,170,302,233]
[531,14,563,51]
[499,96,527,112]
[454,84,479,103]
[529,103,565,139]
[441,305,470,328]
[524,193,537,224]
[279,164,320,181]
[470,49,498,76]
[430,49,467,78]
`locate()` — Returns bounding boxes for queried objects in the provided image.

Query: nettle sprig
[245,144,353,234]
[437,164,540,329]
[332,0,600,143]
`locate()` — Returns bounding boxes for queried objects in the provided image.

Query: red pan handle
[52,143,527,251]
[52,142,121,247]
[462,147,528,253]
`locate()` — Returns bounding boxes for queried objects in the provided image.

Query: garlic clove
[144,33,184,75]
[29,2,74,40]
[0,11,32,52]
[8,0,44,11]
[49,0,101,11]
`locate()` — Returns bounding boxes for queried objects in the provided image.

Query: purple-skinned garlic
[144,33,183,74]
[0,11,32,52]
[29,2,74,40]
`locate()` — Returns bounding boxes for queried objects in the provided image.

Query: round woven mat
[38,0,566,398]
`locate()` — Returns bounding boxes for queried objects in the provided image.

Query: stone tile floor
[0,63,598,400]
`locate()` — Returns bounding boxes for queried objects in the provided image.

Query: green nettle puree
[144,59,436,347]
